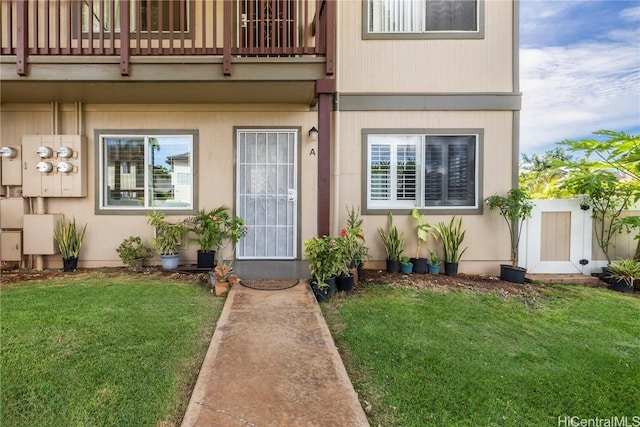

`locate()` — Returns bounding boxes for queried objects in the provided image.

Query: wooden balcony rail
[0,0,334,76]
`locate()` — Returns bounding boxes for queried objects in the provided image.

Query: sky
[519,0,640,156]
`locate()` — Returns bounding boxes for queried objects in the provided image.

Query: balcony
[0,0,335,104]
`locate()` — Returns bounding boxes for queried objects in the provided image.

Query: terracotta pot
[214,280,230,296]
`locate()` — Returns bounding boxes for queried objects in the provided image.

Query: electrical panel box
[23,214,63,255]
[22,135,87,198]
[0,231,22,261]
[0,145,22,186]
[0,198,28,229]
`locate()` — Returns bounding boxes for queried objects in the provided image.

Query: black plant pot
[63,257,78,272]
[310,282,330,302]
[336,274,355,292]
[444,262,458,276]
[326,277,337,296]
[608,278,633,294]
[500,264,527,284]
[412,258,428,274]
[197,250,216,269]
[386,259,400,273]
[600,267,614,285]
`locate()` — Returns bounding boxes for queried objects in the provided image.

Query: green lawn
[1,274,223,427]
[323,284,640,426]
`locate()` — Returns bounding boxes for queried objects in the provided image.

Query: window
[365,0,482,39]
[80,0,189,34]
[366,131,480,212]
[99,133,195,211]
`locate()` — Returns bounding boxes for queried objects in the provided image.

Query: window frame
[362,0,484,40]
[95,129,198,215]
[362,129,483,215]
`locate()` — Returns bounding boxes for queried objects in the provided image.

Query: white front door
[520,199,592,274]
[236,129,297,259]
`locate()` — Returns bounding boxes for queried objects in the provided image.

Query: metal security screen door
[236,130,298,259]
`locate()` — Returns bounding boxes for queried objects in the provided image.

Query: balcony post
[120,0,130,76]
[223,0,232,76]
[16,0,28,76]
[315,78,336,237]
[324,0,335,75]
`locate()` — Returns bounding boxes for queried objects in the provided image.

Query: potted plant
[606,258,640,293]
[209,262,240,296]
[378,212,404,273]
[400,254,413,274]
[410,208,431,274]
[146,211,187,270]
[116,235,153,271]
[340,206,368,283]
[485,188,533,283]
[428,250,441,275]
[304,235,343,300]
[186,206,229,269]
[432,216,467,276]
[53,217,87,272]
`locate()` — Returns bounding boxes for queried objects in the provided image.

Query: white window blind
[366,133,478,210]
[368,0,477,33]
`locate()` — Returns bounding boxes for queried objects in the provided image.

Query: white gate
[520,199,593,275]
[236,129,297,259]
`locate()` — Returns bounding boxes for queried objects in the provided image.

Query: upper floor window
[81,0,189,34]
[365,131,481,213]
[98,132,196,212]
[364,0,483,39]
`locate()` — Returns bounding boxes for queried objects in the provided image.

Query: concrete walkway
[181,281,370,427]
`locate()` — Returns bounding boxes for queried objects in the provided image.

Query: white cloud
[520,23,640,153]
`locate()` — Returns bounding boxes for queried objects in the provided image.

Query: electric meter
[57,146,73,158]
[36,161,54,173]
[57,161,73,173]
[0,146,17,158]
[36,146,54,158]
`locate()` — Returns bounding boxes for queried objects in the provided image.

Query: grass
[323,284,640,426]
[0,274,223,427]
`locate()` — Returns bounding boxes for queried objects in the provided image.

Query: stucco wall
[337,0,515,93]
[1,103,319,268]
[333,110,517,275]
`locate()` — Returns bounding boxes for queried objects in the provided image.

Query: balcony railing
[0,0,334,76]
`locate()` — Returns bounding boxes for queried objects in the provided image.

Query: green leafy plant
[185,206,229,252]
[411,208,431,259]
[53,217,87,259]
[146,211,187,256]
[400,254,411,265]
[606,258,640,289]
[432,216,467,263]
[116,235,153,269]
[563,170,638,263]
[429,250,440,266]
[341,206,369,269]
[485,188,534,267]
[378,212,404,262]
[560,130,640,263]
[304,235,344,287]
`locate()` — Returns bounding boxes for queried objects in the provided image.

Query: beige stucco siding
[334,110,516,275]
[2,103,318,268]
[337,0,515,93]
